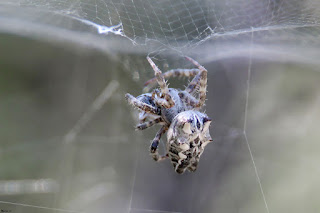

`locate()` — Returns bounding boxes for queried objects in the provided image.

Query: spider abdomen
[168,137,204,173]
[166,110,212,174]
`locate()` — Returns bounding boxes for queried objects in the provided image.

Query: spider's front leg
[125,93,159,115]
[143,68,199,92]
[150,126,169,161]
[136,117,163,130]
[185,56,208,107]
[178,91,199,108]
[147,57,175,108]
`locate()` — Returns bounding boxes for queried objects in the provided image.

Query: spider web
[1,0,320,213]
[1,0,320,52]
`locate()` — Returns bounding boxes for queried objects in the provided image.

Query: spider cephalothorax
[125,56,212,174]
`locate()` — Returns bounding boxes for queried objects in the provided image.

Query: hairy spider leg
[147,57,175,108]
[136,117,163,130]
[125,93,159,115]
[151,88,175,109]
[143,68,200,92]
[150,126,169,161]
[185,56,208,107]
[185,74,200,95]
[178,91,199,108]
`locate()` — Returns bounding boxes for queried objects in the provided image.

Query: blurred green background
[1,0,320,213]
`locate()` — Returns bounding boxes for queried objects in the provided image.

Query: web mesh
[2,0,318,50]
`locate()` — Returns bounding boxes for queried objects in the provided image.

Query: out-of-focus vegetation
[1,0,320,212]
[1,33,320,213]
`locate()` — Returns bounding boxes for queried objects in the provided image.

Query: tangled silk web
[0,0,319,58]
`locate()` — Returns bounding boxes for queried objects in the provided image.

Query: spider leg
[178,91,199,108]
[143,68,199,92]
[136,117,163,130]
[151,88,175,108]
[147,57,175,108]
[138,111,160,124]
[185,75,200,95]
[125,93,159,115]
[150,126,169,161]
[185,56,208,107]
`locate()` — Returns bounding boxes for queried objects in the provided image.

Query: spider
[125,56,212,174]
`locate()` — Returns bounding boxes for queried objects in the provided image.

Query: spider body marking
[125,56,212,174]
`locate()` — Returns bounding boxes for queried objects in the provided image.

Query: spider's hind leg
[178,91,199,108]
[185,75,200,95]
[147,57,175,109]
[150,126,169,162]
[185,57,208,107]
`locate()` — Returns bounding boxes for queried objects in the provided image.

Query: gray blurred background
[1,0,320,213]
